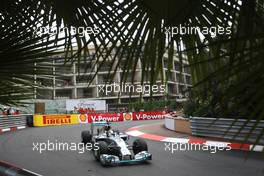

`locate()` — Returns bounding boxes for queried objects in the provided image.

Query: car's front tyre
[81,131,92,144]
[132,139,148,155]
[93,141,108,161]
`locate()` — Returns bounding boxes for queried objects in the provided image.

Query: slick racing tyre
[81,131,92,144]
[94,141,108,161]
[132,139,148,155]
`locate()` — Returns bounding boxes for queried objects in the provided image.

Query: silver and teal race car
[81,121,152,166]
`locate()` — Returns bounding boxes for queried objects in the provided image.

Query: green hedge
[129,99,182,112]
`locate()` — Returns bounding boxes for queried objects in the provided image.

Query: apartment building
[35,48,192,110]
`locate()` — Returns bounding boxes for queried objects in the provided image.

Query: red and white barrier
[0,126,26,134]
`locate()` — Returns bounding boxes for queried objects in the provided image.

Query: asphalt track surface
[0,120,264,176]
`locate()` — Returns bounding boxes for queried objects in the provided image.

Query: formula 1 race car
[81,121,152,166]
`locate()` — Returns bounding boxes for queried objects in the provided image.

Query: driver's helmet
[104,124,111,132]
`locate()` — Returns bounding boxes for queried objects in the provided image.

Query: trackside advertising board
[87,113,123,123]
[33,112,166,127]
[132,111,166,121]
[33,114,79,126]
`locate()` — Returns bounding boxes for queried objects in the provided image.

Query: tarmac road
[0,120,264,176]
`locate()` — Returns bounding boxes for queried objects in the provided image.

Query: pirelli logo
[43,115,71,125]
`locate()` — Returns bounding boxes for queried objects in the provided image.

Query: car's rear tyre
[81,131,92,144]
[94,141,108,161]
[113,129,120,133]
[133,139,148,155]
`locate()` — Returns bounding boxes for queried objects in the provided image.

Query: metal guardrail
[0,114,31,129]
[190,117,264,145]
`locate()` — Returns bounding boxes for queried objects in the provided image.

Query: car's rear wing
[90,121,109,135]
[91,121,108,126]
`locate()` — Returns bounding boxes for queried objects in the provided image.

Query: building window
[36,89,53,99]
[55,65,73,74]
[174,62,181,71]
[176,73,184,83]
[76,63,93,73]
[76,75,93,84]
[186,76,192,85]
[55,89,72,99]
[55,76,73,87]
[77,88,93,98]
[184,65,191,74]
[168,84,176,95]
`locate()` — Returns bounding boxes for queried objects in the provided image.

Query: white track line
[126,130,144,137]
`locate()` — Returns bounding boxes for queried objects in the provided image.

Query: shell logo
[78,114,88,123]
[123,113,132,121]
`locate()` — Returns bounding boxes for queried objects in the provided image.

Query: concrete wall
[164,115,191,134]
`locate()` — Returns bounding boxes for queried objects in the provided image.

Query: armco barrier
[33,112,166,127]
[190,117,264,145]
[0,114,31,133]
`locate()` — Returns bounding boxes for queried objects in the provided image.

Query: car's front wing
[100,151,152,166]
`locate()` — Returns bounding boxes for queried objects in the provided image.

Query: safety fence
[0,115,30,128]
[190,117,264,145]
[0,114,33,133]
